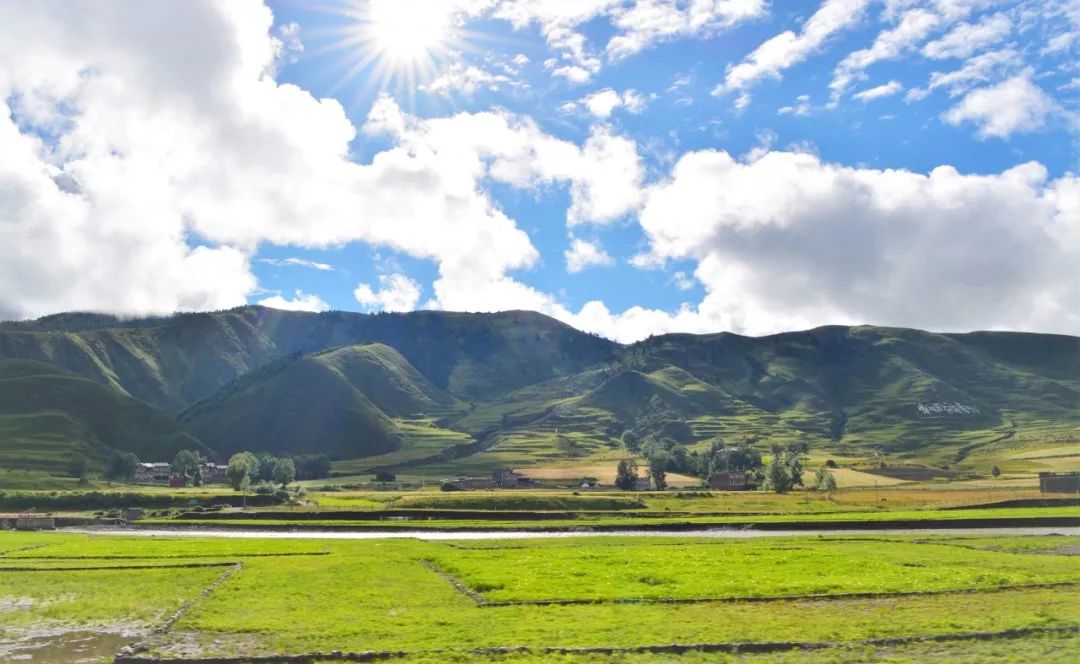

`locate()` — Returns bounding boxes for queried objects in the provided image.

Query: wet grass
[2,531,1079,660]
[428,538,1080,603]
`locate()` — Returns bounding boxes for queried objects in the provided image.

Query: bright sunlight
[367,0,450,63]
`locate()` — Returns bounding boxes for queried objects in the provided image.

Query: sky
[0,0,1077,342]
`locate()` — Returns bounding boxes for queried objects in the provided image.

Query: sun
[322,0,463,102]
[366,0,450,64]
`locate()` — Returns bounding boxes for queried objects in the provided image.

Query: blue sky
[1,1,1078,340]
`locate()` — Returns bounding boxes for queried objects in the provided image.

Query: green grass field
[2,530,1079,662]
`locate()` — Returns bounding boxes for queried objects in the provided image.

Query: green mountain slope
[0,360,206,473]
[1,309,1077,477]
[0,307,616,412]
[177,344,467,459]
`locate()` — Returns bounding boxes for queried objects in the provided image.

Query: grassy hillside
[0,307,617,412]
[1,309,1077,478]
[177,344,469,459]
[0,360,206,473]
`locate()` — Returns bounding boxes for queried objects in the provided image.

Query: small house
[200,463,230,484]
[633,477,652,491]
[709,470,750,491]
[0,514,55,531]
[451,476,495,490]
[1039,472,1080,494]
[135,462,172,483]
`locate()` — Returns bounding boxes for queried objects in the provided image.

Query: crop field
[2,531,1080,662]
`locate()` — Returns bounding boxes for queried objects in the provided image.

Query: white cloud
[620,149,1080,337]
[493,0,764,80]
[718,0,871,98]
[565,238,614,273]
[259,257,333,271]
[671,271,695,291]
[778,94,812,116]
[551,65,593,84]
[579,88,649,118]
[912,47,1022,100]
[922,12,1011,59]
[606,0,768,60]
[271,21,303,72]
[853,80,903,101]
[421,62,516,97]
[943,73,1059,138]
[830,8,941,100]
[258,289,329,312]
[0,0,644,323]
[354,273,422,312]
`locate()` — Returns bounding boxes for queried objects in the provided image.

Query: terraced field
[2,531,1079,662]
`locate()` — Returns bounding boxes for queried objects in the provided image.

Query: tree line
[614,434,836,493]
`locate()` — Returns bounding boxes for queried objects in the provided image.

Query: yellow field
[521,465,702,487]
[829,468,907,488]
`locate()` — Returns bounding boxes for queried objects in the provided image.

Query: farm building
[135,462,172,483]
[634,477,652,491]
[709,470,750,491]
[447,477,495,490]
[201,463,230,484]
[0,514,55,530]
[1039,472,1080,494]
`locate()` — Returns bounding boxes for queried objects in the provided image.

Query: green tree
[272,457,296,487]
[620,430,640,452]
[104,451,139,482]
[760,443,808,493]
[227,452,260,491]
[615,458,639,491]
[813,467,838,493]
[646,449,671,491]
[172,449,203,483]
[295,454,332,480]
[991,465,1001,478]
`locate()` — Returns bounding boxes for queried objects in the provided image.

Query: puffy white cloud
[853,80,903,101]
[551,64,593,84]
[624,149,1080,337]
[718,0,870,98]
[565,238,614,273]
[354,274,422,312]
[576,88,649,118]
[923,12,1011,59]
[943,73,1059,138]
[259,290,330,312]
[0,0,653,324]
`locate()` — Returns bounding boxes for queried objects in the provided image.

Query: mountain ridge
[0,307,1076,477]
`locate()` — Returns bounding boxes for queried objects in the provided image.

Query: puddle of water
[0,631,132,664]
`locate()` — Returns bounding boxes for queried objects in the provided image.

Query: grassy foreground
[1,530,1079,662]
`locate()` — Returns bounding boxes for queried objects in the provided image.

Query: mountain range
[1,306,1077,478]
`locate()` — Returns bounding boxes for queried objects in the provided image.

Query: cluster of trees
[226,452,296,491]
[615,433,837,494]
[64,447,330,488]
[759,442,809,493]
[66,450,142,483]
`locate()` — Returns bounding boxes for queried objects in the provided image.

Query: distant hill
[0,309,1077,477]
[177,344,465,458]
[0,307,616,412]
[0,359,207,473]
